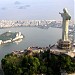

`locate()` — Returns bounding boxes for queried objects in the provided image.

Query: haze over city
[0,0,74,21]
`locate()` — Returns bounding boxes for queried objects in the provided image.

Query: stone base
[57,39,71,49]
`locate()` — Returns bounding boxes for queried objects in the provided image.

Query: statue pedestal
[57,39,71,49]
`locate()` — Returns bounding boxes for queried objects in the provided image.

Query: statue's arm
[59,12,63,17]
[59,12,62,14]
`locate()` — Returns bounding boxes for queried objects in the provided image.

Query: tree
[21,55,40,75]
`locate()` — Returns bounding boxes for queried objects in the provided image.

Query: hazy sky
[0,0,74,20]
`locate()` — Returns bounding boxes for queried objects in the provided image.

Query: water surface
[0,27,62,61]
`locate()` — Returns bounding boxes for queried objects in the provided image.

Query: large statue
[59,8,71,41]
[57,8,71,49]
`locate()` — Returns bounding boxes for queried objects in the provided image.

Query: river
[0,27,62,61]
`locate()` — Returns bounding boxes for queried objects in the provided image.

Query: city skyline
[0,0,74,21]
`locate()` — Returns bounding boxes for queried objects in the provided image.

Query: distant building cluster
[0,20,74,28]
[0,20,60,28]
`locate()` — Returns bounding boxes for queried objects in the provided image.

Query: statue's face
[63,8,71,20]
[63,9,66,13]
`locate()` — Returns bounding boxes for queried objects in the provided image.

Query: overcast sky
[0,0,74,20]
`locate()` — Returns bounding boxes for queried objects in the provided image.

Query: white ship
[0,31,24,44]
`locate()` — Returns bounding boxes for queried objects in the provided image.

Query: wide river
[0,27,62,62]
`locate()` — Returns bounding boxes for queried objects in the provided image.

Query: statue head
[63,8,71,20]
[63,8,68,13]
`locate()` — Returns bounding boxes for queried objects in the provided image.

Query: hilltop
[1,48,75,75]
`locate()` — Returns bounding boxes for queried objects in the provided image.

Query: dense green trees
[1,50,75,75]
[58,54,75,74]
[1,54,22,75]
[21,55,40,75]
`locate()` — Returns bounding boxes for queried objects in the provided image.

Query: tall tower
[57,8,71,49]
